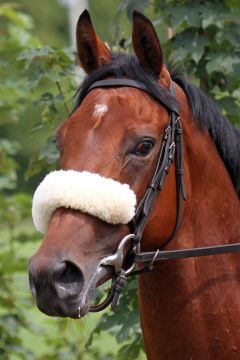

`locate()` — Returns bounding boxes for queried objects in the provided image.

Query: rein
[79,78,240,312]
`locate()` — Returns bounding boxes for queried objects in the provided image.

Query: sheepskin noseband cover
[32,170,137,233]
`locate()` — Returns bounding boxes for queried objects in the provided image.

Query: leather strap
[132,80,186,246]
[134,243,240,263]
[87,79,179,114]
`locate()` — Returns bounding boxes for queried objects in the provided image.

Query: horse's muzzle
[29,257,86,317]
[28,255,113,318]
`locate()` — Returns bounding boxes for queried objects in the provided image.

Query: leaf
[117,340,141,360]
[24,160,44,180]
[216,24,240,47]
[191,35,209,64]
[206,53,239,75]
[18,46,53,67]
[166,4,202,31]
[0,176,16,190]
[171,30,209,64]
[117,0,150,19]
[202,14,225,29]
[38,141,59,162]
[217,96,239,115]
[0,139,20,155]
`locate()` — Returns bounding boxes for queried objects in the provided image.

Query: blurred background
[0,0,239,359]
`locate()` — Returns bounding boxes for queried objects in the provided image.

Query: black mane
[173,74,240,196]
[74,53,240,196]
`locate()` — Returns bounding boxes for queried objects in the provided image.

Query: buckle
[147,249,160,271]
[168,142,176,160]
[164,125,171,140]
[111,269,127,311]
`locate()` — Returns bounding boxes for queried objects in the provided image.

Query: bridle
[77,78,240,313]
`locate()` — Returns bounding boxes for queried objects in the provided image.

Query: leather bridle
[78,78,240,312]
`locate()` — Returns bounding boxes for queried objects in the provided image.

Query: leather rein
[78,78,240,312]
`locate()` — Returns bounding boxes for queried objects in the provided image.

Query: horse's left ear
[132,10,163,77]
[76,10,111,74]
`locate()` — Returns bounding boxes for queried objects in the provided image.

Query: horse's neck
[139,116,240,359]
[180,122,240,247]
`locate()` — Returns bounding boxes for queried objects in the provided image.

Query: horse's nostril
[53,261,84,297]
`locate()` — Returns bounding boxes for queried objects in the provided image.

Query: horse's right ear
[76,10,111,74]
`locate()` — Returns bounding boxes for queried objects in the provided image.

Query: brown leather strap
[134,243,240,263]
[132,80,186,245]
[87,79,179,114]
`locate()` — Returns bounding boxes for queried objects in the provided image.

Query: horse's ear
[132,10,163,77]
[76,10,111,74]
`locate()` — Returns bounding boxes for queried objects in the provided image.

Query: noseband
[78,78,240,313]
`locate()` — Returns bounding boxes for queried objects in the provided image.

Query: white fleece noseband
[32,170,137,233]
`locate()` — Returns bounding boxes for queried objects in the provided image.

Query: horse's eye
[133,140,155,156]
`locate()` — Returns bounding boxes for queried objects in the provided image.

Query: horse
[29,10,240,360]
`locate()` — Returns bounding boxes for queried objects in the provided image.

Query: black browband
[81,78,240,312]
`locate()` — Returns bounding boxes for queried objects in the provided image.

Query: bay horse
[29,10,240,359]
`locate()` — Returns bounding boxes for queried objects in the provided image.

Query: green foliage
[118,0,240,126]
[160,0,240,125]
[0,139,19,190]
[88,278,145,359]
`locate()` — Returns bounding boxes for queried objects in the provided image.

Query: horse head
[29,10,182,318]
